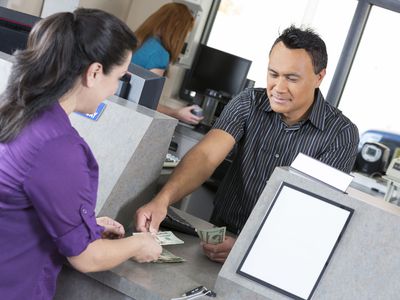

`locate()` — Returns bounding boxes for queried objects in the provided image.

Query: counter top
[57,208,222,300]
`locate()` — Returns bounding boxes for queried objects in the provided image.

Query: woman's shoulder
[133,37,170,69]
[17,103,84,154]
[3,103,89,180]
[139,37,169,57]
[141,37,166,50]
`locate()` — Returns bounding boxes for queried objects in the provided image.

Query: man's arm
[135,129,236,232]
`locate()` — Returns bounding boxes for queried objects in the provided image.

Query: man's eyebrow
[285,73,301,78]
[268,68,301,78]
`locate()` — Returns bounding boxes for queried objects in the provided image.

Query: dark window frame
[327,0,400,106]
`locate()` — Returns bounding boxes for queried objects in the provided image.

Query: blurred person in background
[133,3,203,125]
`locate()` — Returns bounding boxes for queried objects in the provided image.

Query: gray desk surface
[86,208,222,300]
[174,122,206,141]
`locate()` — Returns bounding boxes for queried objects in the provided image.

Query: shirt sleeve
[23,135,104,257]
[318,122,360,173]
[132,39,170,70]
[213,89,253,142]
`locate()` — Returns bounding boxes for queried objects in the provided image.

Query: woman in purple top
[0,8,161,300]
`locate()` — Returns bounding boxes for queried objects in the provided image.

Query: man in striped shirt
[135,26,359,263]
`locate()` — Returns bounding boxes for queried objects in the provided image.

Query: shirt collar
[262,88,326,131]
[259,89,273,112]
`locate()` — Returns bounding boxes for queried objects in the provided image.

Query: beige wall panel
[79,0,133,21]
[7,0,43,16]
[126,0,170,31]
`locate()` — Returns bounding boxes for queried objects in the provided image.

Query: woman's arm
[157,104,203,124]
[67,233,161,273]
[149,68,165,76]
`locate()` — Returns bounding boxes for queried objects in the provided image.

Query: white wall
[0,52,13,95]
[126,0,170,30]
[80,0,133,21]
[4,0,133,20]
[6,0,43,16]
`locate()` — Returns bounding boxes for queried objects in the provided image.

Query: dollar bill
[129,248,185,263]
[154,248,185,263]
[132,231,184,246]
[196,227,226,244]
[154,231,184,245]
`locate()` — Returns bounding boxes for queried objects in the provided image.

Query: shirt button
[275,154,280,158]
[81,208,87,214]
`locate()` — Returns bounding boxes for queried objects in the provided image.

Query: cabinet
[162,123,216,221]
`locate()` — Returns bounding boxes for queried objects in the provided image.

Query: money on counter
[129,248,185,263]
[154,248,186,263]
[132,231,184,246]
[130,231,185,263]
[196,226,226,244]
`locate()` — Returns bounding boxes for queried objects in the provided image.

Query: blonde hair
[135,3,194,63]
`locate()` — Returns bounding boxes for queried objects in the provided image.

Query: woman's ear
[83,62,103,88]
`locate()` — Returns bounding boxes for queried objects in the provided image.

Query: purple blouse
[0,102,104,299]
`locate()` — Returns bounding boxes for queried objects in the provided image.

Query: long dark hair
[0,8,136,142]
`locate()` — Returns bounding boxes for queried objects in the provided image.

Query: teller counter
[55,208,222,300]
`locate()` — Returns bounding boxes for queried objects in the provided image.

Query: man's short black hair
[271,25,327,74]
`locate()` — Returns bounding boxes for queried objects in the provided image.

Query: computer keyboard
[160,207,198,236]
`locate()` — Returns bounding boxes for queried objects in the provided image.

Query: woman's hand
[96,216,125,239]
[176,105,204,125]
[130,233,162,263]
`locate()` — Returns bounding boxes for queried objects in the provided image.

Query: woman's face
[77,52,132,114]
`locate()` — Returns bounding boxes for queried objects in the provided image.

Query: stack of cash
[132,230,184,246]
[196,227,226,244]
[131,228,227,264]
[132,231,186,263]
[154,248,186,263]
[154,231,184,246]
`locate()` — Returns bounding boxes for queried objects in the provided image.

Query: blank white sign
[238,184,352,300]
[290,153,353,192]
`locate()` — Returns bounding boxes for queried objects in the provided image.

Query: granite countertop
[86,208,222,300]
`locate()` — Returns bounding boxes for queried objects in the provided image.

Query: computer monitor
[0,7,40,55]
[179,44,252,102]
[115,63,165,110]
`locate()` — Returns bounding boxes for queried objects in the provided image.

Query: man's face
[266,41,325,125]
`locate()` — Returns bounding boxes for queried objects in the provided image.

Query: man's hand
[96,216,125,239]
[201,236,236,263]
[135,201,167,233]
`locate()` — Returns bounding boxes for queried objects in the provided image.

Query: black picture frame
[237,182,354,300]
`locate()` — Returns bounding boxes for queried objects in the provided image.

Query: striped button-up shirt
[210,88,359,234]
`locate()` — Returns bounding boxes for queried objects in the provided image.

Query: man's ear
[83,62,103,88]
[315,68,326,87]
